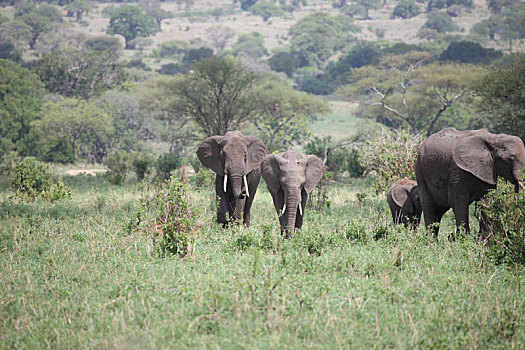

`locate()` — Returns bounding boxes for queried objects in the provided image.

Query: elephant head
[388,179,421,227]
[196,131,268,199]
[261,150,324,235]
[453,131,525,192]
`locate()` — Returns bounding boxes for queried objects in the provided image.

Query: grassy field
[1,169,523,348]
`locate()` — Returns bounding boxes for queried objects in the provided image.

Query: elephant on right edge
[415,128,525,237]
[387,179,421,229]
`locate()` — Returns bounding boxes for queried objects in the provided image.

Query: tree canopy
[107,5,158,49]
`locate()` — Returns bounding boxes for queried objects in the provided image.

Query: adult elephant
[387,179,421,229]
[197,131,268,227]
[261,150,324,237]
[415,128,525,237]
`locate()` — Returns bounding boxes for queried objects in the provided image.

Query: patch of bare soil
[64,169,107,176]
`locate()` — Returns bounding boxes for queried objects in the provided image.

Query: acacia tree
[252,77,330,151]
[65,0,94,22]
[107,5,157,49]
[32,97,114,161]
[337,52,487,136]
[171,56,258,137]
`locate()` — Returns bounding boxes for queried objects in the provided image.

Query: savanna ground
[1,163,524,348]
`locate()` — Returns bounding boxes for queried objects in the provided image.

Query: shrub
[304,136,365,177]
[0,151,21,176]
[155,152,182,181]
[439,41,502,64]
[132,155,152,181]
[11,158,71,202]
[392,0,420,19]
[193,168,215,190]
[134,178,198,257]
[359,128,422,193]
[104,151,132,185]
[478,179,525,265]
[422,10,459,33]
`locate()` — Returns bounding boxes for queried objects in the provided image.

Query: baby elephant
[387,179,422,229]
[261,150,324,237]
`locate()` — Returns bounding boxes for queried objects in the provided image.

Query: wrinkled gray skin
[197,131,268,227]
[387,179,422,229]
[416,128,525,237]
[261,150,324,237]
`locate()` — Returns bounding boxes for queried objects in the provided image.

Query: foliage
[107,5,158,49]
[439,41,502,64]
[0,60,45,158]
[206,26,235,53]
[251,76,330,151]
[304,136,364,177]
[37,136,75,164]
[32,97,114,162]
[145,6,174,31]
[288,12,360,68]
[0,19,33,52]
[341,0,381,19]
[155,153,182,181]
[11,158,71,202]
[84,36,122,55]
[337,53,487,136]
[34,48,127,99]
[132,155,152,181]
[170,56,257,136]
[478,179,525,265]
[249,1,285,21]
[267,51,301,77]
[135,178,198,257]
[104,150,132,185]
[17,12,51,49]
[392,0,420,19]
[192,168,215,189]
[422,10,459,33]
[476,55,525,140]
[0,151,20,176]
[65,0,94,22]
[359,127,422,193]
[238,0,258,10]
[231,32,268,58]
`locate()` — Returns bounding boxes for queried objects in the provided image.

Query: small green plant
[0,151,20,176]
[132,155,151,181]
[478,179,525,265]
[104,151,132,185]
[359,127,423,193]
[193,168,215,189]
[11,158,71,202]
[155,152,182,181]
[133,177,198,257]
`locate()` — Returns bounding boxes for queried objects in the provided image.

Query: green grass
[1,172,523,348]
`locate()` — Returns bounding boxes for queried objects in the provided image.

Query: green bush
[132,155,152,181]
[0,151,21,176]
[422,10,459,33]
[104,151,132,185]
[155,153,182,181]
[392,0,420,19]
[193,168,215,190]
[478,180,525,265]
[134,178,198,257]
[359,128,422,193]
[11,158,71,202]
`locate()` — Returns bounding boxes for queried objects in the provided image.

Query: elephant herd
[197,128,525,238]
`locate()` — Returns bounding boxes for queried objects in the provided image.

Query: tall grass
[0,173,523,348]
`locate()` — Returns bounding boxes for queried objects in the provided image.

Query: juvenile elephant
[261,150,324,237]
[415,128,525,237]
[387,179,422,229]
[196,131,268,227]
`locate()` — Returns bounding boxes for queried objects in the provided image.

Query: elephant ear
[246,136,269,172]
[304,155,324,194]
[261,154,283,194]
[196,136,224,175]
[392,185,410,209]
[453,135,495,185]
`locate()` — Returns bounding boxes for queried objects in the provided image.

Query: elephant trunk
[229,174,243,199]
[513,169,524,193]
[285,188,301,235]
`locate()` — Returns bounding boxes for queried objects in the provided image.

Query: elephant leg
[217,194,229,227]
[233,197,245,224]
[242,172,261,227]
[271,189,287,236]
[451,198,470,239]
[295,191,308,230]
[423,202,449,238]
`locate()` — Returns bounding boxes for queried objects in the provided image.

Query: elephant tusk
[223,174,228,193]
[243,175,250,197]
[298,203,303,216]
[282,203,286,214]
